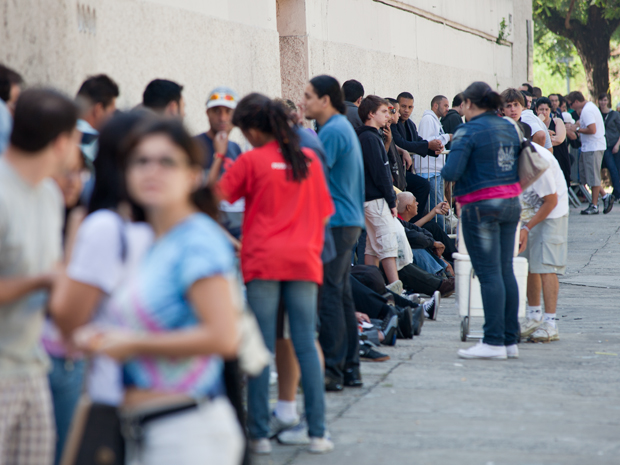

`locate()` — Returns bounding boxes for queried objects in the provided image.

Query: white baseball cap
[206,86,239,110]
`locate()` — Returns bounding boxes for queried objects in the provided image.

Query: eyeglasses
[209,93,236,102]
[128,155,185,170]
[388,108,397,114]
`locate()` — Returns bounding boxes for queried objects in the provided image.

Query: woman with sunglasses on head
[74,118,244,465]
[218,93,335,455]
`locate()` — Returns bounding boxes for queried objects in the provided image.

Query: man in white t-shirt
[417,95,452,231]
[566,91,607,215]
[518,143,569,344]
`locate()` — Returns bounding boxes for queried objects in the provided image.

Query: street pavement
[255,204,620,465]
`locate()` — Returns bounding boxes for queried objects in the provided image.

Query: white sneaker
[277,418,310,445]
[506,344,519,359]
[268,411,299,438]
[458,341,507,360]
[386,280,403,296]
[308,435,334,454]
[520,318,542,338]
[249,438,272,455]
[529,322,559,343]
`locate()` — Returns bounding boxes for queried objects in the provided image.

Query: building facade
[1,0,532,133]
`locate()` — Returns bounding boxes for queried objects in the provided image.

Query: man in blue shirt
[303,75,365,391]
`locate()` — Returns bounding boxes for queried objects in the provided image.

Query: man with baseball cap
[195,86,244,237]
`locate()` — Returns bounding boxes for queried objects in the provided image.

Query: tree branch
[565,0,577,30]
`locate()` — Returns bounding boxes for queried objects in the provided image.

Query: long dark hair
[88,111,146,214]
[121,118,219,220]
[462,81,503,112]
[310,75,346,115]
[232,93,310,182]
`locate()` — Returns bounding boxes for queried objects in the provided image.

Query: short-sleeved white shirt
[521,143,569,220]
[69,210,153,404]
[579,101,606,152]
[520,110,553,149]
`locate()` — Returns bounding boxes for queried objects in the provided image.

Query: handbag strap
[503,116,525,142]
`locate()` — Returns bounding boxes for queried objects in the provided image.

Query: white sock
[275,400,299,423]
[544,313,557,328]
[526,305,542,321]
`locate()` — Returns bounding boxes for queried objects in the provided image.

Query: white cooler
[453,251,528,341]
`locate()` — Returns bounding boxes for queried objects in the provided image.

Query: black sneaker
[359,342,390,362]
[395,306,414,339]
[423,290,441,320]
[581,204,599,215]
[603,195,615,214]
[411,305,424,336]
[380,314,399,346]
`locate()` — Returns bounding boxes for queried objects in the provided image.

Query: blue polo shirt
[318,114,365,229]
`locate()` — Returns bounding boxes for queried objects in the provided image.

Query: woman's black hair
[309,75,347,115]
[535,97,552,112]
[232,93,310,182]
[88,111,146,214]
[121,117,219,220]
[462,81,503,112]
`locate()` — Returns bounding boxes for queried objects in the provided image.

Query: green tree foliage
[534,0,620,99]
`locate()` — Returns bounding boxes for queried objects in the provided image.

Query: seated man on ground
[398,191,457,262]
[396,192,454,275]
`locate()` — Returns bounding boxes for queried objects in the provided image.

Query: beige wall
[0,0,281,134]
[283,0,532,125]
[1,0,532,132]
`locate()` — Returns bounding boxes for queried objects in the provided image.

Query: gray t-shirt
[0,158,63,376]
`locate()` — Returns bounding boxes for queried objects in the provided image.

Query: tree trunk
[573,29,612,99]
[540,4,620,100]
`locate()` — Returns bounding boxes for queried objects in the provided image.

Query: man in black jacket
[393,92,443,222]
[356,95,401,291]
[342,79,364,129]
[441,93,464,149]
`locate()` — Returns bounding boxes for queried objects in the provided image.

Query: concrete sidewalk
[256,206,620,465]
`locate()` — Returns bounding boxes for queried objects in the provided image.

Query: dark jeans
[398,263,442,296]
[602,148,620,197]
[319,226,361,382]
[461,197,521,346]
[422,221,457,263]
[351,275,420,320]
[406,172,431,223]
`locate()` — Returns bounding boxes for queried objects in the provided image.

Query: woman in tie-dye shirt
[77,118,244,465]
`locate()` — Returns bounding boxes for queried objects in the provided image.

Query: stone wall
[1,0,532,133]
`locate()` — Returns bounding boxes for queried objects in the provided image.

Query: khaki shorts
[520,215,568,275]
[579,150,604,187]
[364,199,398,261]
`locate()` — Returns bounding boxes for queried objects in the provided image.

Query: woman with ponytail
[218,93,335,454]
[441,81,523,361]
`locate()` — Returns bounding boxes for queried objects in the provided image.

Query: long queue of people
[0,61,608,464]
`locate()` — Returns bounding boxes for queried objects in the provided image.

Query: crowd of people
[0,60,612,464]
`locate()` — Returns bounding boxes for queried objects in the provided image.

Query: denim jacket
[441,112,521,197]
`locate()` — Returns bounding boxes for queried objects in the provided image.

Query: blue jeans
[602,148,620,197]
[419,173,445,230]
[48,356,86,465]
[411,248,446,276]
[246,280,325,439]
[461,197,521,346]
